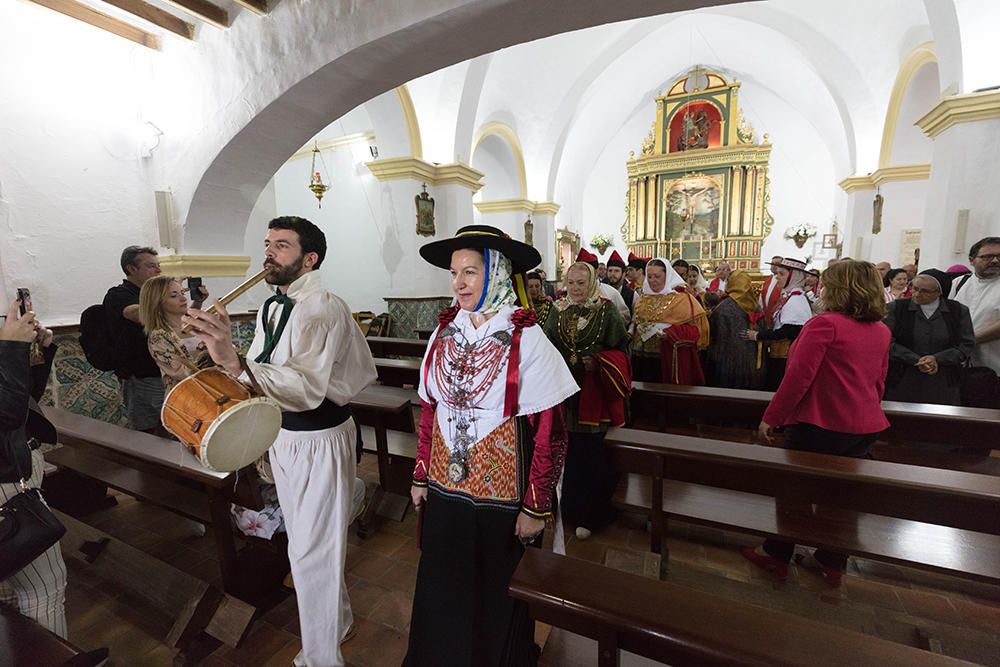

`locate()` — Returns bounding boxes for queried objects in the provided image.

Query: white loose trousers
[270,418,356,667]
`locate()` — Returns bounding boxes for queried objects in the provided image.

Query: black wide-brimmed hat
[419,225,541,273]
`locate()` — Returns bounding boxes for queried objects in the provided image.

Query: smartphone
[187,277,203,293]
[16,288,32,316]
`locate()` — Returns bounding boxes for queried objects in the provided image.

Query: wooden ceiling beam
[159,0,228,28]
[232,0,267,16]
[27,0,160,49]
[99,0,195,39]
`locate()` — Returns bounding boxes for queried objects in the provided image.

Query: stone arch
[878,42,937,168]
[395,85,423,158]
[471,121,528,199]
[182,0,746,254]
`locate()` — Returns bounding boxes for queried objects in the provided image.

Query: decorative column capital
[365,157,484,192]
[916,90,1000,138]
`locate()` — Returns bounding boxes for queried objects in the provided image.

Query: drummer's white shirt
[243,271,377,411]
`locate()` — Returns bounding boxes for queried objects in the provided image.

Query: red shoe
[820,566,843,588]
[740,546,789,578]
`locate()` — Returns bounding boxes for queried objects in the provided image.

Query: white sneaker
[575,527,592,540]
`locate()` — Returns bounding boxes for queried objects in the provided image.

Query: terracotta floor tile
[844,577,905,612]
[341,617,408,667]
[260,592,299,628]
[349,579,394,618]
[380,561,418,594]
[952,597,1000,634]
[261,636,303,666]
[603,548,647,577]
[349,550,396,581]
[218,621,298,664]
[564,539,607,564]
[357,530,409,556]
[897,589,964,626]
[394,541,422,565]
[368,589,414,633]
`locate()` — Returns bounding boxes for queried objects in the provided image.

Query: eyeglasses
[910,287,940,294]
[974,254,1000,262]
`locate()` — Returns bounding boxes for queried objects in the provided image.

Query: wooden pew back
[510,549,972,667]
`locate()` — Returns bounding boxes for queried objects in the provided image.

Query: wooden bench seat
[365,336,428,358]
[46,446,211,524]
[374,357,422,387]
[0,603,89,667]
[359,425,418,459]
[606,427,1000,584]
[631,382,1000,454]
[613,475,1000,584]
[510,549,970,667]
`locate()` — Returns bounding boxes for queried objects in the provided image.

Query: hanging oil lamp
[309,141,329,207]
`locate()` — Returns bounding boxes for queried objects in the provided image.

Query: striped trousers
[0,449,68,639]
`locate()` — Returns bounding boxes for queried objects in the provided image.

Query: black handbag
[0,436,66,581]
[960,363,1000,409]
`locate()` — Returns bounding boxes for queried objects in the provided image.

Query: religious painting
[524,217,534,246]
[664,176,721,241]
[669,101,723,152]
[415,184,435,236]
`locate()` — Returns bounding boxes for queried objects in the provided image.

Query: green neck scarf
[254,292,294,363]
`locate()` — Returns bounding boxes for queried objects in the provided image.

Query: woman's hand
[738,329,759,341]
[515,512,545,545]
[37,326,54,348]
[916,355,938,375]
[411,485,428,511]
[757,420,774,444]
[0,301,37,343]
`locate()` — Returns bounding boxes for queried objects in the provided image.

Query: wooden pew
[349,387,414,534]
[414,327,436,340]
[374,357,422,387]
[365,336,428,358]
[0,603,92,667]
[54,510,255,662]
[630,382,1000,454]
[510,549,973,667]
[40,407,270,599]
[606,428,1000,584]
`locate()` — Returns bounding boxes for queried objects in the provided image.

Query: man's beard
[608,275,623,288]
[265,256,305,286]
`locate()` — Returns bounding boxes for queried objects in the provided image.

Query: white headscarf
[642,258,687,295]
[468,248,517,314]
[782,267,807,292]
[687,263,709,292]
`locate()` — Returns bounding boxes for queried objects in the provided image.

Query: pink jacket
[763,312,891,434]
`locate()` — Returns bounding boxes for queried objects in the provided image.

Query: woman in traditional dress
[741,261,891,588]
[630,259,710,384]
[740,257,813,390]
[685,263,708,304]
[139,276,285,540]
[705,270,761,389]
[406,225,578,667]
[542,262,628,541]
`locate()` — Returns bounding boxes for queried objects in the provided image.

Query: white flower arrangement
[784,223,817,240]
[590,234,614,247]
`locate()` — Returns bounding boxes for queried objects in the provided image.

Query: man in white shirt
[951,236,1000,376]
[185,216,377,667]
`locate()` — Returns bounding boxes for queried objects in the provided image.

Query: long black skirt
[403,488,538,667]
[560,431,617,533]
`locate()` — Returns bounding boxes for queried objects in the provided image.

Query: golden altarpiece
[622,70,774,271]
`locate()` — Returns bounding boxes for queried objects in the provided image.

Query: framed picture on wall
[821,234,838,249]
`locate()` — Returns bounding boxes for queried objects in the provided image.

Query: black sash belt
[281,399,353,432]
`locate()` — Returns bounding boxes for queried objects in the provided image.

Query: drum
[162,368,282,472]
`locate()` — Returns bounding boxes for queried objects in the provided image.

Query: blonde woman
[139,276,212,392]
[139,276,285,540]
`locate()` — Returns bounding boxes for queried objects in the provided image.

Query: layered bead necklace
[432,323,511,483]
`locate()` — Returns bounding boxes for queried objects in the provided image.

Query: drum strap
[255,293,294,364]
